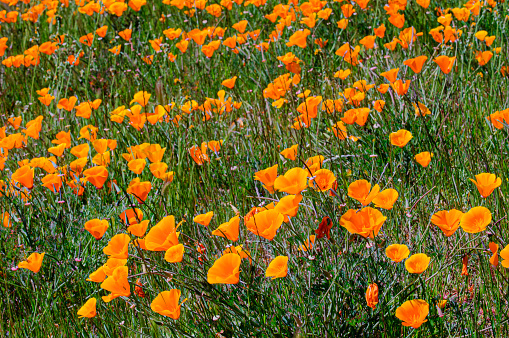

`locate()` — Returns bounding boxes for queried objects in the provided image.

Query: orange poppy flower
[273,167,308,195]
[385,244,410,262]
[130,91,151,107]
[500,245,509,268]
[265,256,288,279]
[102,258,127,276]
[405,253,430,274]
[395,299,429,328]
[489,242,499,267]
[18,252,45,273]
[41,173,62,192]
[461,255,469,276]
[380,68,399,83]
[79,33,94,46]
[413,102,431,116]
[431,209,463,237]
[403,55,427,74]
[372,188,398,210]
[460,206,491,233]
[365,283,379,309]
[12,165,34,189]
[253,164,278,193]
[100,266,131,301]
[127,220,149,237]
[207,253,241,284]
[280,144,298,160]
[389,129,413,148]
[348,179,380,206]
[84,219,109,240]
[71,144,90,158]
[83,166,109,189]
[245,209,284,241]
[434,55,456,74]
[189,143,210,165]
[274,194,302,223]
[126,178,152,203]
[165,243,185,263]
[222,76,237,89]
[212,215,240,241]
[144,144,166,163]
[150,290,184,319]
[414,152,433,167]
[149,162,168,179]
[119,29,132,41]
[119,208,143,225]
[145,215,180,251]
[339,207,386,238]
[298,235,316,251]
[469,173,502,198]
[193,211,214,226]
[2,212,11,228]
[310,169,336,192]
[103,233,130,259]
[286,29,310,48]
[77,298,97,318]
[48,143,66,157]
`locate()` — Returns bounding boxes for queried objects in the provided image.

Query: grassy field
[1,0,509,336]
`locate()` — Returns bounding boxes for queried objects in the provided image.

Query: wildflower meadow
[1,0,509,335]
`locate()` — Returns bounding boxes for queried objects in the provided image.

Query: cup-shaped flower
[41,173,62,192]
[500,245,509,268]
[489,242,499,267]
[395,299,429,328]
[145,215,180,251]
[365,283,379,309]
[372,188,398,210]
[265,256,288,279]
[207,253,241,284]
[348,179,380,206]
[405,253,430,274]
[310,169,336,192]
[87,266,107,283]
[83,166,108,189]
[193,211,214,226]
[100,266,131,300]
[430,209,463,237]
[245,209,284,241]
[385,244,410,262]
[339,207,386,238]
[127,220,149,237]
[165,244,185,263]
[151,290,183,319]
[84,219,109,240]
[390,129,413,148]
[77,298,97,318]
[128,159,146,174]
[434,55,456,74]
[414,152,433,167]
[274,194,302,222]
[12,165,34,189]
[18,252,45,273]
[469,173,502,198]
[280,144,298,160]
[274,167,308,195]
[103,233,130,259]
[119,208,143,225]
[126,178,152,203]
[460,206,491,233]
[254,164,278,193]
[211,215,240,241]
